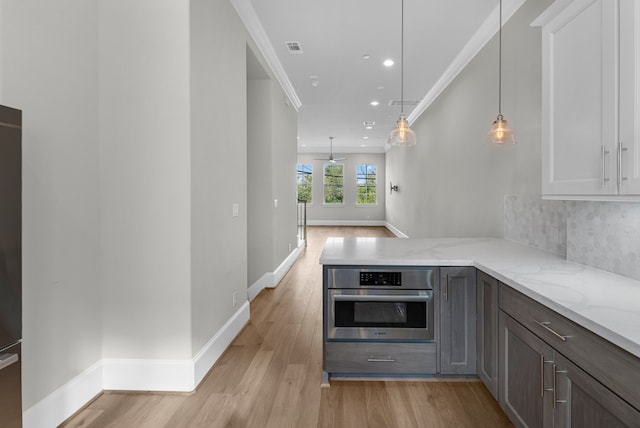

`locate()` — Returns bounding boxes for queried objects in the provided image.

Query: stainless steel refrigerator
[0,105,22,427]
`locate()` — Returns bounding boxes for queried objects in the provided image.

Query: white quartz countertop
[320,237,640,359]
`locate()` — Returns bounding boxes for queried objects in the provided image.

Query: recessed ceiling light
[361,144,367,147]
[363,121,376,126]
[370,101,379,106]
[362,54,371,60]
[377,86,385,90]
[362,136,369,140]
[365,126,373,130]
[383,59,394,67]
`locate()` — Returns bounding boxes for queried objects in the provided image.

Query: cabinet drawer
[500,285,640,411]
[324,342,437,375]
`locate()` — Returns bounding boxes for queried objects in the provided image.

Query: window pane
[324,163,344,204]
[296,164,312,203]
[356,164,376,204]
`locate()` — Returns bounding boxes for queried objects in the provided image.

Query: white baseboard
[384,221,409,238]
[24,303,251,427]
[247,243,305,301]
[307,220,386,226]
[102,358,195,392]
[273,242,304,285]
[248,272,273,301]
[193,301,250,385]
[23,360,103,428]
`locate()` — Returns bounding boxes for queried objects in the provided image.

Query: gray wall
[385,0,551,238]
[1,0,102,408]
[100,0,192,360]
[269,80,298,268]
[0,0,298,415]
[248,77,273,286]
[247,50,298,287]
[297,152,386,223]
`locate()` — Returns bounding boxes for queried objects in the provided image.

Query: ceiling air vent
[388,99,419,107]
[285,41,303,54]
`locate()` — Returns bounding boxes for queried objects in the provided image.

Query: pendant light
[388,0,416,147]
[488,0,515,144]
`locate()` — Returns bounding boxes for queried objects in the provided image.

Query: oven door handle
[333,291,433,302]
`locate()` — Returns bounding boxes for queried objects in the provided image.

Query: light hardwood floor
[62,226,513,428]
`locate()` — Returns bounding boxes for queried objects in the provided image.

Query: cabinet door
[499,311,554,428]
[476,271,498,399]
[541,0,617,196]
[440,267,476,375]
[553,353,640,428]
[619,0,640,195]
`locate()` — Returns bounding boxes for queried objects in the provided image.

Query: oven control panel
[359,272,401,286]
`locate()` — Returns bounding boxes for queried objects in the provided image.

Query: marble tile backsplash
[504,195,567,256]
[567,201,640,281]
[505,195,640,281]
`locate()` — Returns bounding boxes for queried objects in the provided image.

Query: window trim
[296,163,313,206]
[323,162,345,205]
[355,163,377,206]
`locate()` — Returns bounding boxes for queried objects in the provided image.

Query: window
[356,164,377,205]
[324,163,344,204]
[296,164,312,203]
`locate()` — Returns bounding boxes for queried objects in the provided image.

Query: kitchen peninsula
[320,237,640,427]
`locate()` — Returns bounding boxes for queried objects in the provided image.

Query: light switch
[274,199,278,208]
[232,203,239,217]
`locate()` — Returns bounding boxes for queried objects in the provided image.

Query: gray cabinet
[476,271,498,399]
[553,353,640,428]
[499,311,554,428]
[499,285,640,428]
[439,267,476,375]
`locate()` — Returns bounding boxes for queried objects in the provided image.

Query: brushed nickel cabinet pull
[445,275,449,302]
[535,320,568,342]
[552,364,557,409]
[367,358,395,363]
[540,354,544,398]
[0,353,19,371]
[618,141,628,190]
[602,145,610,187]
[554,366,568,407]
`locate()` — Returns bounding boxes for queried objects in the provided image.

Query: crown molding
[407,0,526,125]
[231,0,302,111]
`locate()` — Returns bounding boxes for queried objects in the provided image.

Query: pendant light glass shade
[488,114,514,144]
[389,0,416,147]
[488,0,515,145]
[388,113,417,146]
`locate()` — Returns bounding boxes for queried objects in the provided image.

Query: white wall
[1,0,102,409]
[386,0,551,238]
[297,153,386,224]
[99,0,192,360]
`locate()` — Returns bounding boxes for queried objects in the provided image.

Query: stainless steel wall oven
[325,266,435,341]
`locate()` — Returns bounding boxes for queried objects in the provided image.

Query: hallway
[63,226,511,427]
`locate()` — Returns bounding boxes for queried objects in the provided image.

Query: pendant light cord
[498,0,502,115]
[400,0,405,115]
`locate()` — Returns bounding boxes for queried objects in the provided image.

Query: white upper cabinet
[619,0,640,195]
[534,0,640,199]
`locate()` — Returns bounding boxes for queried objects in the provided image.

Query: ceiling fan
[314,137,346,163]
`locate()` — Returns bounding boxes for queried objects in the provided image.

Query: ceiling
[235,0,519,154]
